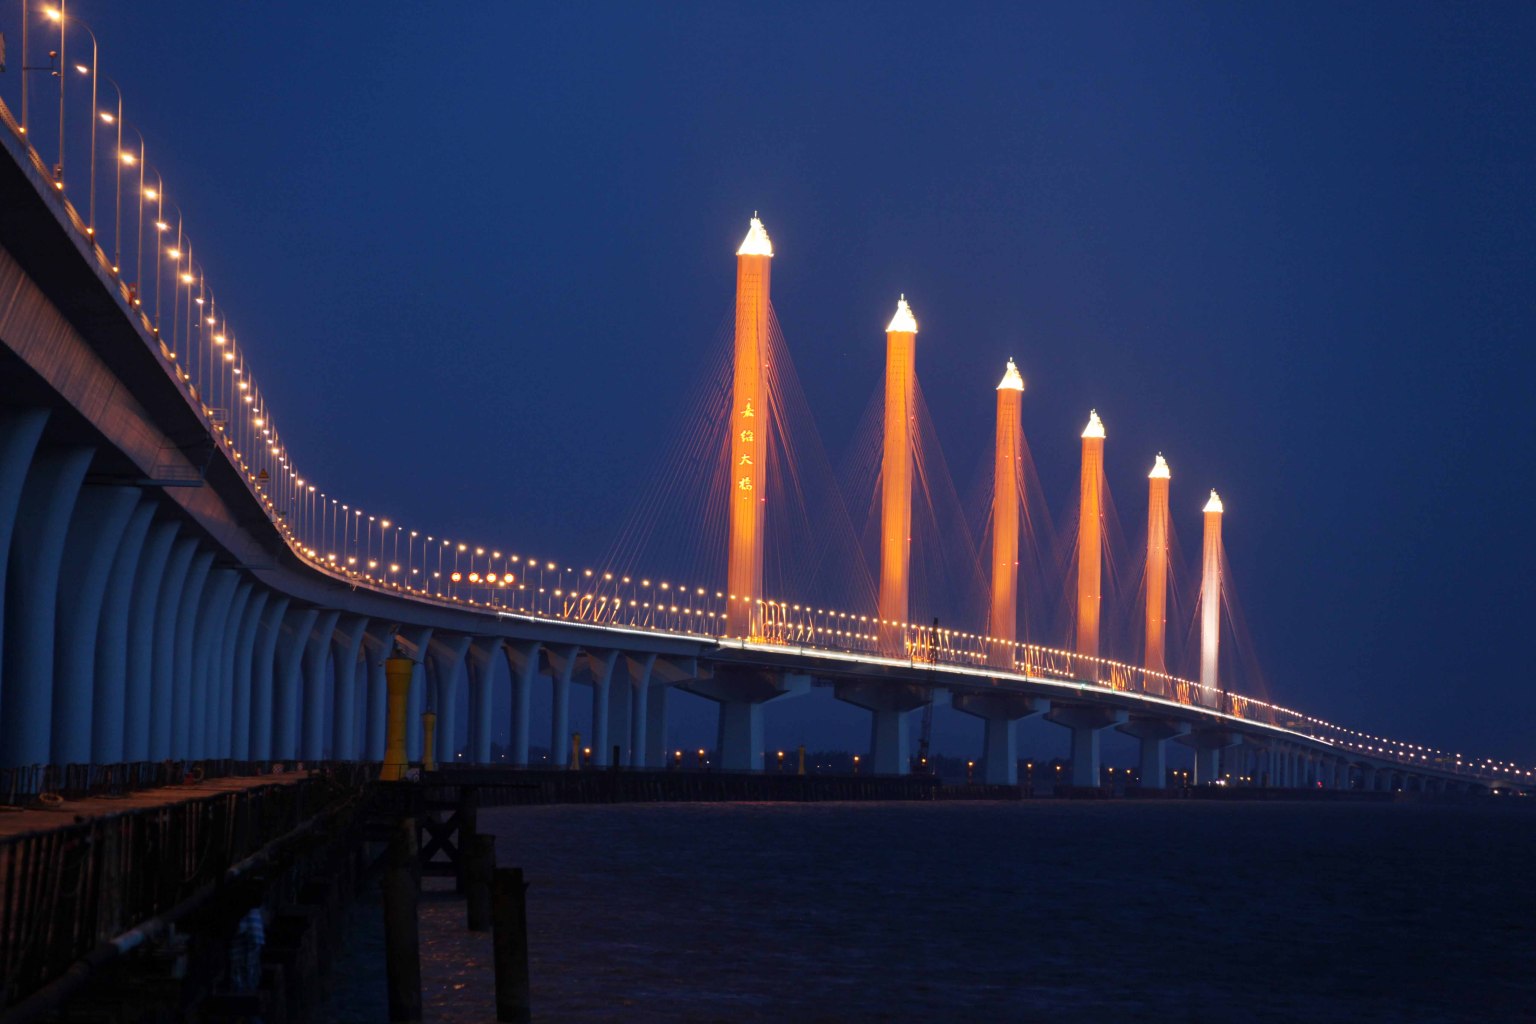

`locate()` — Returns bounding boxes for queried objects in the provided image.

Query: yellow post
[422,710,437,772]
[381,649,414,781]
[571,731,581,770]
[797,743,806,776]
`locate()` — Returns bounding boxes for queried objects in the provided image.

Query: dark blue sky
[38,3,1536,763]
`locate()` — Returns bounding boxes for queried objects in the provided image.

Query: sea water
[322,799,1536,1022]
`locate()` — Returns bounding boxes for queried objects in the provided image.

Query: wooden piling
[491,867,532,1023]
[465,833,496,932]
[382,817,423,1024]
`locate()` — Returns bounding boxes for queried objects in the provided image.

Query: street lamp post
[48,2,64,188]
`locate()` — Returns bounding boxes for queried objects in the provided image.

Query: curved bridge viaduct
[0,113,1513,797]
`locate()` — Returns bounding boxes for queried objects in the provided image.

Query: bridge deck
[0,771,310,840]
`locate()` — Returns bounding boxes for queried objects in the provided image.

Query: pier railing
[0,771,361,1012]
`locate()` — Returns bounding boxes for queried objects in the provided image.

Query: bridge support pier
[1116,717,1190,790]
[150,537,198,759]
[427,635,471,766]
[275,607,320,759]
[586,650,621,767]
[1046,705,1128,787]
[466,638,504,765]
[1,446,94,767]
[331,616,370,760]
[684,668,810,772]
[190,569,241,759]
[952,692,1047,785]
[213,581,254,759]
[1178,729,1241,786]
[230,589,269,760]
[298,609,340,760]
[249,595,290,759]
[545,646,580,768]
[834,682,939,776]
[124,520,178,761]
[94,501,158,763]
[172,549,215,759]
[362,625,396,761]
[0,410,49,745]
[503,641,539,766]
[395,627,432,762]
[623,654,656,768]
[52,484,139,765]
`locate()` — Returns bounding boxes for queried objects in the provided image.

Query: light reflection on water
[322,800,1536,1023]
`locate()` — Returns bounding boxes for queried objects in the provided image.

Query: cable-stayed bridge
[0,70,1526,796]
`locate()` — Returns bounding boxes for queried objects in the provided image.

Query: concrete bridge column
[360,624,396,761]
[466,637,504,765]
[644,657,695,769]
[835,681,939,776]
[273,607,319,760]
[604,653,632,767]
[1,446,94,767]
[212,581,254,759]
[1047,705,1128,787]
[91,500,157,763]
[124,520,179,762]
[52,484,139,765]
[189,569,240,759]
[149,536,198,759]
[954,692,1049,785]
[1178,730,1241,786]
[685,667,811,772]
[330,616,369,761]
[624,654,656,768]
[248,595,290,760]
[545,645,579,768]
[0,410,49,730]
[585,650,620,767]
[502,641,539,766]
[230,589,269,760]
[1119,718,1191,789]
[171,549,215,759]
[1358,764,1376,791]
[394,627,431,762]
[426,635,470,765]
[298,610,341,761]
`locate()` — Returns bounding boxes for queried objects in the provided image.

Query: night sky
[34,3,1536,763]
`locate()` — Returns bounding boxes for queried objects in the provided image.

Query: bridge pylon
[727,216,772,640]
[1145,455,1170,680]
[878,297,918,657]
[1200,490,1223,706]
[989,360,1025,669]
[1075,411,1105,659]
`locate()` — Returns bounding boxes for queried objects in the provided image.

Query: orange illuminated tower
[1144,454,1170,675]
[989,359,1025,667]
[1075,410,1105,659]
[1200,489,1224,702]
[878,297,918,656]
[727,216,772,639]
